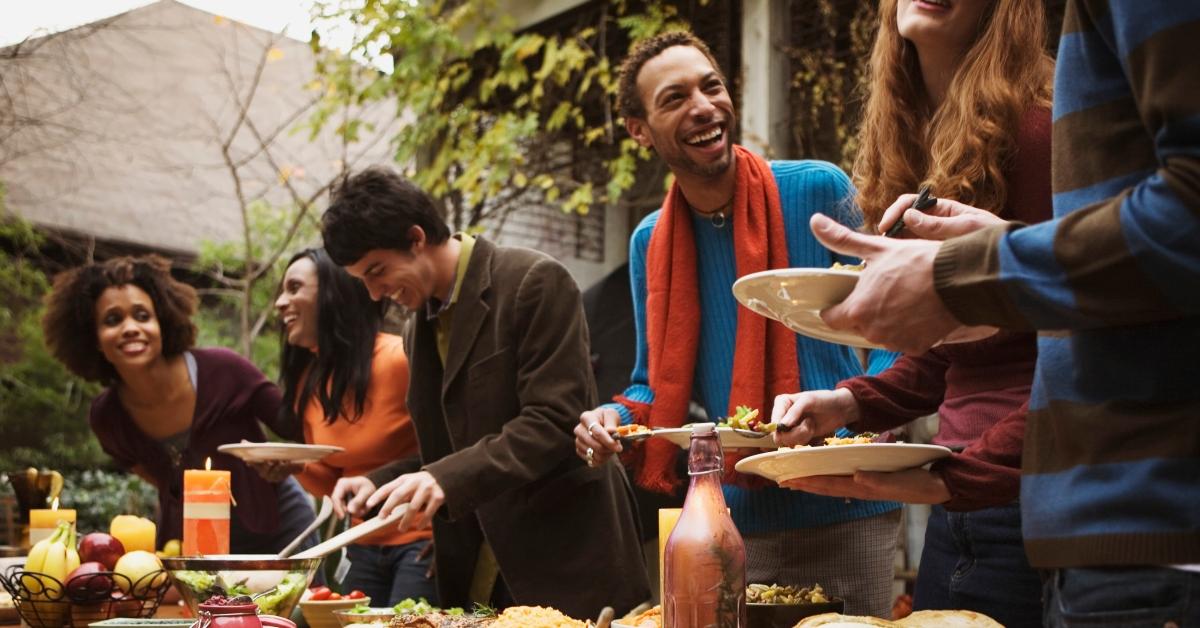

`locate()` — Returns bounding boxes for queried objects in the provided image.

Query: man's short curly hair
[42,255,198,383]
[616,30,724,121]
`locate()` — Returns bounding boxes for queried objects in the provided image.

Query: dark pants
[231,477,320,555]
[1044,566,1200,627]
[343,540,438,607]
[914,503,1043,628]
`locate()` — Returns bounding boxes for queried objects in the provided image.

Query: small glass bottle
[663,423,747,628]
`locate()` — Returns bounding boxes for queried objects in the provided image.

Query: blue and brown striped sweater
[933,0,1200,567]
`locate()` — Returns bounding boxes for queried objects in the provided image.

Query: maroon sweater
[840,108,1052,511]
[88,347,301,545]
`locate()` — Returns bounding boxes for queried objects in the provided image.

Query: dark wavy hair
[616,30,724,121]
[42,255,198,384]
[321,166,451,267]
[278,248,385,425]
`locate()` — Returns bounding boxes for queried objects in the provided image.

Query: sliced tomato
[308,586,332,601]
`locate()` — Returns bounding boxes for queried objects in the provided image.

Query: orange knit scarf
[617,146,800,493]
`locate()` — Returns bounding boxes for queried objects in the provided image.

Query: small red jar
[194,603,296,628]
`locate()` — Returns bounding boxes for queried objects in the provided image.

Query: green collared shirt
[428,233,475,366]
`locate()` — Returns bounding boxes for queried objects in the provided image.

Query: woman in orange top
[266,248,435,604]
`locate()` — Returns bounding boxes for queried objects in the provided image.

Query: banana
[25,529,55,571]
[39,536,67,597]
[21,528,57,592]
[64,526,80,575]
[22,521,73,599]
[47,471,63,502]
[18,521,71,627]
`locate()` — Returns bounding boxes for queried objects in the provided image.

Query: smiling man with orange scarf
[573,31,900,617]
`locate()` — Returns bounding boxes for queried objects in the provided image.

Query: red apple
[79,533,125,570]
[65,562,113,601]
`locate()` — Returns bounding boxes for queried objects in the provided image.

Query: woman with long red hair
[773,1,1053,625]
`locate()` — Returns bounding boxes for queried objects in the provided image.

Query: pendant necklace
[692,194,734,229]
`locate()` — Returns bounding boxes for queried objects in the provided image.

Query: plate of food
[732,267,882,350]
[734,435,952,482]
[796,609,1002,627]
[655,409,779,449]
[646,427,773,450]
[613,604,660,628]
[217,443,344,464]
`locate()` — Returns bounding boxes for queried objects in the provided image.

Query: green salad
[253,572,308,617]
[391,598,466,616]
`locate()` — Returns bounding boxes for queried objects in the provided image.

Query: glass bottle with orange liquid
[663,423,746,628]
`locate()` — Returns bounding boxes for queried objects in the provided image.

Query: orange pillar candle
[183,458,231,556]
[28,498,76,546]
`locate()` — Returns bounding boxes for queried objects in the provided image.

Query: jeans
[914,503,1043,627]
[1044,566,1200,627]
[342,540,438,607]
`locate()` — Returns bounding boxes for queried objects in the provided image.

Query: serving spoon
[277,495,333,559]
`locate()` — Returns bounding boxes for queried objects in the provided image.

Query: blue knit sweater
[606,160,899,534]
[932,2,1200,566]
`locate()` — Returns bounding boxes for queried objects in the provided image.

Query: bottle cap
[690,422,716,435]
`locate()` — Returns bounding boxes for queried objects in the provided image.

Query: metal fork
[883,184,937,238]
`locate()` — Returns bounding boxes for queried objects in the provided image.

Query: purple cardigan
[88,348,301,546]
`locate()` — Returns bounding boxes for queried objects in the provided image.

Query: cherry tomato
[328,593,342,600]
[346,590,366,600]
[308,586,332,601]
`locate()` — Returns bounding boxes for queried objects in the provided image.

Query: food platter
[732,268,883,350]
[216,443,344,464]
[734,443,952,482]
[650,427,777,450]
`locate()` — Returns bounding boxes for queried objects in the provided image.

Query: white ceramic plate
[732,268,883,350]
[652,427,777,450]
[217,442,344,464]
[734,443,952,482]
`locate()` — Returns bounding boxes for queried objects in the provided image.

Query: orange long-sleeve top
[296,333,431,546]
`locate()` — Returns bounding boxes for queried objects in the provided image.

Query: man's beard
[650,127,734,179]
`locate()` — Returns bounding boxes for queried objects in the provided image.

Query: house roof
[0,0,397,256]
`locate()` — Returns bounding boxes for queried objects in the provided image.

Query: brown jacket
[370,237,649,618]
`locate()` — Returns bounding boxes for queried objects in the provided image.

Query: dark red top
[88,347,301,545]
[840,107,1052,511]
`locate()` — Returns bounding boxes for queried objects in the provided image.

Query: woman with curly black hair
[41,255,317,554]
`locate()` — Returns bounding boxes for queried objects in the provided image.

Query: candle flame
[205,457,212,471]
[51,497,59,510]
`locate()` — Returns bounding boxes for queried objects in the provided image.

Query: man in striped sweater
[810,1,1200,623]
[572,31,900,617]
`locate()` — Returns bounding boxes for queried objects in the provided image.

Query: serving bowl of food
[332,605,392,627]
[161,555,321,620]
[300,597,367,628]
[745,583,844,628]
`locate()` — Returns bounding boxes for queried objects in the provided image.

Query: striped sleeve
[934,6,1200,330]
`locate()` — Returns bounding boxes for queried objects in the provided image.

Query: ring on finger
[588,422,602,436]
[586,446,595,466]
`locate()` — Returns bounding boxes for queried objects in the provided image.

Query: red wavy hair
[852,0,1054,230]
